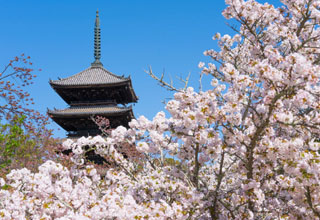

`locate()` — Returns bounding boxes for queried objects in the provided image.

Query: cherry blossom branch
[145,66,190,92]
[305,186,320,218]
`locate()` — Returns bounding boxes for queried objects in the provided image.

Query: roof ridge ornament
[91,10,103,67]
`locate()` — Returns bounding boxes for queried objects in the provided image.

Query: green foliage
[1,184,12,190]
[0,116,36,168]
[0,115,72,178]
[0,115,45,174]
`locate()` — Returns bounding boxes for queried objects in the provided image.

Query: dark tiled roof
[50,66,129,86]
[48,105,132,117]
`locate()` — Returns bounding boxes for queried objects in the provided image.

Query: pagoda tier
[49,66,137,105]
[48,105,134,137]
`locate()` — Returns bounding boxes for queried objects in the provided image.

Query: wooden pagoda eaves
[48,105,134,134]
[48,105,133,117]
[49,66,130,87]
[49,66,138,105]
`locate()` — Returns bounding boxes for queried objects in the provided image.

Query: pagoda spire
[91,10,103,67]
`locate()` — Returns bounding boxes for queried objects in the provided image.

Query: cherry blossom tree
[0,56,66,176]
[2,0,320,219]
[0,54,48,130]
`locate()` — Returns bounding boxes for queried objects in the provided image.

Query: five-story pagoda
[48,11,138,138]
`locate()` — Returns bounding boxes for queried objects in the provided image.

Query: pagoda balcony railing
[70,99,116,106]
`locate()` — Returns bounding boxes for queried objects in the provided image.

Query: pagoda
[48,11,138,138]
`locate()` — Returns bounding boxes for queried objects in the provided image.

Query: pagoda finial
[92,10,103,67]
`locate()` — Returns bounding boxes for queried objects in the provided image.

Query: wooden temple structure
[48,11,138,139]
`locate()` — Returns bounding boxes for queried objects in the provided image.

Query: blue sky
[0,0,280,137]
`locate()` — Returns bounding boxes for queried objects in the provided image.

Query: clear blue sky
[0,0,280,137]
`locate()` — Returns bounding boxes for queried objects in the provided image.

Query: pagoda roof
[48,105,133,117]
[50,66,131,88]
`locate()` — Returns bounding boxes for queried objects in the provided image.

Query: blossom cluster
[0,158,204,219]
